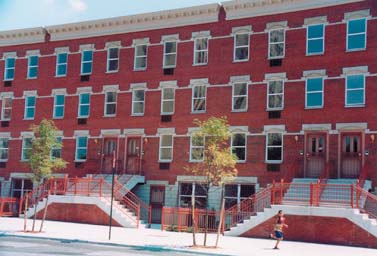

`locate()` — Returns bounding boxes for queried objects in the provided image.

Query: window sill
[80,73,92,76]
[191,111,206,114]
[189,160,204,163]
[103,115,116,118]
[345,104,365,108]
[346,48,366,53]
[53,117,64,119]
[105,70,119,74]
[0,160,8,162]
[306,52,324,56]
[3,79,14,82]
[231,109,248,113]
[74,160,86,163]
[133,68,147,72]
[55,75,67,78]
[77,116,89,119]
[163,66,176,69]
[23,118,35,121]
[159,160,172,163]
[26,77,37,80]
[193,63,208,67]
[236,160,246,164]
[265,161,283,164]
[20,160,30,162]
[305,106,323,110]
[161,112,174,115]
[131,114,144,117]
[233,59,249,63]
[266,108,283,111]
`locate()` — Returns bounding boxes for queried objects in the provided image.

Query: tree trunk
[203,185,209,246]
[39,191,50,232]
[23,193,29,232]
[31,190,39,232]
[215,198,226,248]
[191,193,197,246]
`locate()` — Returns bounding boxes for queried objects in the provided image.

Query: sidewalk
[0,217,376,256]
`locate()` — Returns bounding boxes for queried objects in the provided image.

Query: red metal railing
[358,162,370,189]
[355,185,377,219]
[0,197,18,216]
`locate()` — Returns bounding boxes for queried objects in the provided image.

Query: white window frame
[24,95,36,120]
[163,40,177,68]
[0,137,9,162]
[53,94,65,119]
[1,95,12,121]
[306,23,325,55]
[346,18,367,52]
[178,182,208,208]
[265,132,283,163]
[231,133,247,162]
[159,134,173,162]
[232,82,248,112]
[345,74,365,107]
[80,50,93,75]
[190,134,205,162]
[104,91,117,117]
[78,93,90,118]
[192,85,206,113]
[4,56,15,81]
[27,55,39,79]
[106,47,119,73]
[55,52,68,77]
[132,89,145,116]
[161,87,175,115]
[193,37,209,65]
[75,136,88,162]
[305,77,324,109]
[21,136,33,161]
[233,33,250,62]
[134,44,148,70]
[267,80,284,111]
[268,28,285,59]
[224,184,255,209]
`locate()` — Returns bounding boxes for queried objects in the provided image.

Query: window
[194,37,208,65]
[234,33,249,61]
[27,55,38,79]
[53,94,65,119]
[192,85,206,113]
[346,74,365,106]
[347,18,366,51]
[107,47,119,72]
[21,137,33,161]
[51,137,62,159]
[231,133,246,162]
[179,183,207,208]
[267,80,284,110]
[104,91,117,116]
[56,52,68,77]
[159,134,173,162]
[307,24,324,55]
[75,136,87,161]
[132,89,145,115]
[232,82,248,111]
[224,184,255,209]
[1,96,12,121]
[78,93,90,118]
[190,134,204,161]
[4,57,15,81]
[24,96,36,120]
[134,44,147,70]
[161,87,175,115]
[81,50,93,75]
[0,138,9,161]
[269,29,285,59]
[266,133,283,163]
[163,41,177,68]
[306,77,323,108]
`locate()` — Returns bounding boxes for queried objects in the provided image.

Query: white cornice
[222,0,366,20]
[46,3,220,42]
[0,27,45,47]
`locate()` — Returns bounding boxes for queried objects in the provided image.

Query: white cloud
[68,0,88,12]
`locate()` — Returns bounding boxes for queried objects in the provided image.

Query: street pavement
[0,217,376,256]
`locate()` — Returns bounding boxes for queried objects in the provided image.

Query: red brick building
[0,0,376,226]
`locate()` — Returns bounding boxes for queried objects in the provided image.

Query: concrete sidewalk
[0,217,376,256]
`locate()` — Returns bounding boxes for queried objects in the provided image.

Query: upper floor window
[104,91,117,117]
[78,93,90,118]
[163,40,177,68]
[161,87,175,115]
[192,85,206,113]
[231,133,246,162]
[53,94,65,119]
[56,52,68,77]
[107,47,119,72]
[306,77,324,108]
[1,96,12,121]
[269,29,285,59]
[21,136,33,161]
[81,50,93,75]
[134,44,148,70]
[266,132,283,163]
[51,137,62,159]
[194,37,208,65]
[0,137,9,162]
[307,24,324,55]
[132,89,145,115]
[190,134,204,162]
[75,136,87,161]
[159,134,173,162]
[347,18,366,51]
[346,74,365,106]
[4,57,15,81]
[24,95,36,120]
[234,33,249,61]
[27,55,39,79]
[267,80,284,110]
[232,82,248,111]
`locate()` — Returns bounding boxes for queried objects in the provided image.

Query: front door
[150,186,165,224]
[341,134,362,178]
[102,139,117,174]
[126,137,141,174]
[306,134,326,178]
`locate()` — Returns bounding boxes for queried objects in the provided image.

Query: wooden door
[150,186,165,224]
[306,134,326,178]
[126,137,140,174]
[341,134,361,178]
[102,139,117,174]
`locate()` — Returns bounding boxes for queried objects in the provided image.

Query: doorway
[102,138,117,174]
[306,134,326,178]
[150,186,165,224]
[341,134,362,178]
[126,137,141,174]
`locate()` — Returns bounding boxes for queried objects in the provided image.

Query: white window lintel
[23,90,37,98]
[26,50,40,57]
[79,44,95,51]
[159,80,178,89]
[132,38,150,46]
[123,128,145,135]
[74,130,90,137]
[344,9,370,21]
[264,72,286,81]
[3,52,17,59]
[130,82,147,90]
[232,25,252,35]
[302,124,331,131]
[302,69,327,78]
[189,78,209,87]
[229,126,249,133]
[157,128,176,135]
[51,88,67,96]
[54,47,70,54]
[192,30,211,39]
[161,34,179,43]
[0,92,14,98]
[21,131,34,137]
[304,16,328,25]
[0,132,11,138]
[101,129,121,136]
[266,21,287,31]
[230,75,250,84]
[336,123,367,130]
[105,41,121,49]
[264,125,286,133]
[102,84,119,93]
[76,86,93,94]
[342,66,368,75]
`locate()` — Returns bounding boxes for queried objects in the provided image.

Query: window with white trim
[24,96,36,120]
[159,134,173,162]
[1,96,12,121]
[269,29,285,59]
[306,77,323,108]
[192,85,206,113]
[232,82,248,111]
[104,91,117,116]
[179,183,207,208]
[194,37,208,65]
[27,55,38,79]
[134,44,147,70]
[56,52,68,77]
[231,133,246,162]
[161,87,175,115]
[347,18,366,51]
[234,33,249,61]
[267,80,284,110]
[346,74,365,106]
[78,93,90,118]
[307,24,324,55]
[81,50,93,75]
[51,137,62,159]
[0,138,9,161]
[21,137,33,161]
[163,41,177,68]
[4,57,15,81]
[75,136,87,161]
[53,94,65,119]
[266,133,283,163]
[132,89,145,115]
[224,184,255,209]
[190,134,204,162]
[107,47,119,72]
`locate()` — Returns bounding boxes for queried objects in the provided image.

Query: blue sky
[0,0,220,31]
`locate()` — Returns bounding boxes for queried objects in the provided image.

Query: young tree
[26,119,67,232]
[185,116,237,247]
